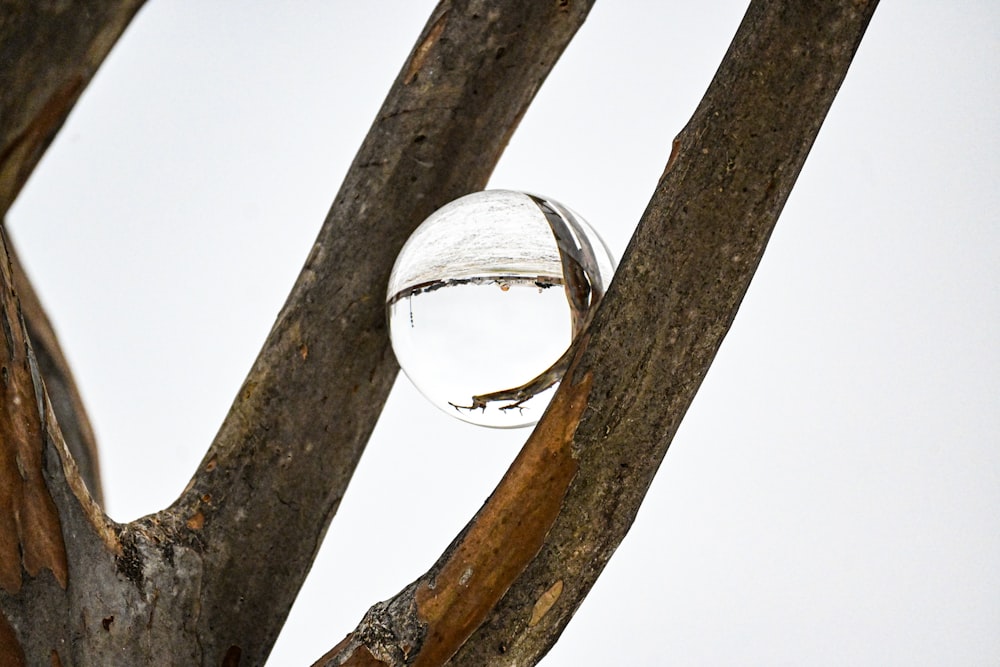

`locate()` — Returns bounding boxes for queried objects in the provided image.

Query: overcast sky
[8,2,999,665]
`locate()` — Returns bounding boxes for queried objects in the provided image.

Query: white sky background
[7,1,999,665]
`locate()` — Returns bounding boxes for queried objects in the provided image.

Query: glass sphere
[386,190,615,428]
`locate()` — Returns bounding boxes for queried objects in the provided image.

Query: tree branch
[0,1,881,664]
[148,2,596,664]
[318,1,879,665]
[0,0,147,509]
[0,0,146,218]
[4,2,596,662]
[2,234,103,505]
[0,228,123,665]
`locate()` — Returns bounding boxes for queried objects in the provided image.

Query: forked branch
[1,1,597,664]
[318,1,879,665]
[159,2,597,663]
[0,1,878,664]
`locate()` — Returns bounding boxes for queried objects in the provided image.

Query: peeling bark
[0,232,68,595]
[0,609,26,667]
[0,229,131,666]
[319,1,879,665]
[1,236,102,505]
[410,361,592,667]
[0,1,145,508]
[0,0,882,664]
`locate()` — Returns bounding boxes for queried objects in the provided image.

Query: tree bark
[0,1,595,664]
[0,0,880,665]
[0,1,146,219]
[318,1,879,665]
[4,236,103,505]
[0,226,119,667]
[0,0,147,511]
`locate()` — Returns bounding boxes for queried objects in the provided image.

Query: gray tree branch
[0,1,881,665]
[3,1,596,663]
[318,1,879,665]
[0,227,122,666]
[0,0,147,510]
[155,2,596,664]
[0,1,146,218]
[3,235,103,504]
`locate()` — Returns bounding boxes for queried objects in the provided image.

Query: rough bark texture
[0,0,146,219]
[163,3,595,664]
[1,0,144,496]
[0,227,123,667]
[0,3,142,662]
[1,0,594,664]
[319,1,879,665]
[0,0,145,511]
[3,236,102,505]
[0,0,880,664]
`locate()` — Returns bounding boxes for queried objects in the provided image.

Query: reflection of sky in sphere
[386,190,616,428]
[390,282,571,428]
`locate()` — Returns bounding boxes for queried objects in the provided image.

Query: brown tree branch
[0,0,146,219]
[2,223,213,664]
[139,2,596,664]
[318,1,879,665]
[0,0,147,510]
[3,234,103,505]
[0,1,881,664]
[0,228,124,665]
[4,1,596,663]
[0,6,147,661]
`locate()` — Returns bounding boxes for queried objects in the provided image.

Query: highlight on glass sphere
[386,189,616,428]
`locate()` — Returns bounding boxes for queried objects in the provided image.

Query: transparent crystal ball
[387,190,615,428]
